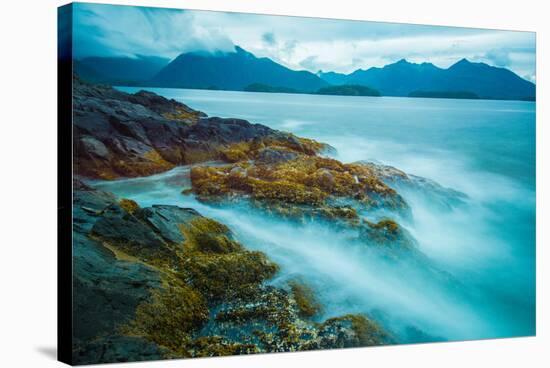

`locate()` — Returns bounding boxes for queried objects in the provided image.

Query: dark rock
[71,185,201,362]
[91,204,169,258]
[72,183,393,362]
[73,77,278,179]
[72,232,161,341]
[140,205,200,244]
[91,203,204,264]
[73,336,165,365]
[256,147,298,164]
[71,186,165,364]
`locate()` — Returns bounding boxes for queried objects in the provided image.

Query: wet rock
[190,155,409,222]
[229,165,247,177]
[256,147,298,164]
[316,314,391,349]
[79,135,110,159]
[72,186,164,363]
[357,161,468,210]
[73,336,165,365]
[73,77,339,182]
[140,205,200,244]
[73,77,283,179]
[358,161,409,182]
[314,168,336,191]
[91,204,171,260]
[288,280,323,318]
[359,218,417,252]
[73,183,394,362]
[72,232,161,342]
[407,174,469,209]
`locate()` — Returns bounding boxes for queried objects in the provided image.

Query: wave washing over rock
[72,77,529,363]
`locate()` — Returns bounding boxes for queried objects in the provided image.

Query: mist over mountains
[75,55,170,85]
[75,46,536,101]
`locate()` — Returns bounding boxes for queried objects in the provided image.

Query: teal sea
[98,87,535,343]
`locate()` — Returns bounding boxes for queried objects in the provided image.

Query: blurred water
[106,88,536,342]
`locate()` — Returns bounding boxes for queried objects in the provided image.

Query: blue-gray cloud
[262,32,276,46]
[485,49,512,67]
[72,3,234,59]
[71,3,536,80]
[299,55,318,71]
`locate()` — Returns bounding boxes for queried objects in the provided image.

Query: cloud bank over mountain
[72,4,235,60]
[72,3,536,82]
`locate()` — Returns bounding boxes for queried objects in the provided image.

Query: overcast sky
[72,3,536,82]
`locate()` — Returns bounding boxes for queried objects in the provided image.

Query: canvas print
[58,2,536,365]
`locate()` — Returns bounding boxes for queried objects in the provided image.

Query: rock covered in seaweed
[73,76,331,180]
[359,218,418,253]
[73,77,414,250]
[72,182,389,363]
[190,155,409,222]
[72,180,165,364]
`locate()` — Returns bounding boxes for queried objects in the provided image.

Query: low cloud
[299,55,318,71]
[72,3,535,80]
[485,49,512,67]
[73,3,235,59]
[262,32,276,46]
[281,40,298,58]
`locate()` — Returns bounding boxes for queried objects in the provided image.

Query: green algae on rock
[122,284,209,357]
[318,314,392,348]
[190,155,409,221]
[73,181,390,362]
[73,76,334,180]
[71,81,423,362]
[289,280,323,318]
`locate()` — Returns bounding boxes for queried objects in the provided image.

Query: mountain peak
[152,45,327,91]
[383,58,441,71]
[234,45,246,53]
[451,58,473,68]
[381,59,413,69]
[233,45,256,59]
[335,55,534,100]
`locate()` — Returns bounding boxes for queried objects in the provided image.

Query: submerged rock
[359,218,418,253]
[316,314,392,349]
[288,280,323,318]
[358,161,468,210]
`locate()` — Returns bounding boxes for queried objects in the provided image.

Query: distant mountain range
[75,55,170,85]
[74,46,536,101]
[150,46,327,92]
[318,58,535,100]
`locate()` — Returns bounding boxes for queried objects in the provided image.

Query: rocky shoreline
[72,77,463,363]
[73,180,392,364]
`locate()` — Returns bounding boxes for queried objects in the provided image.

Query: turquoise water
[108,87,536,343]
